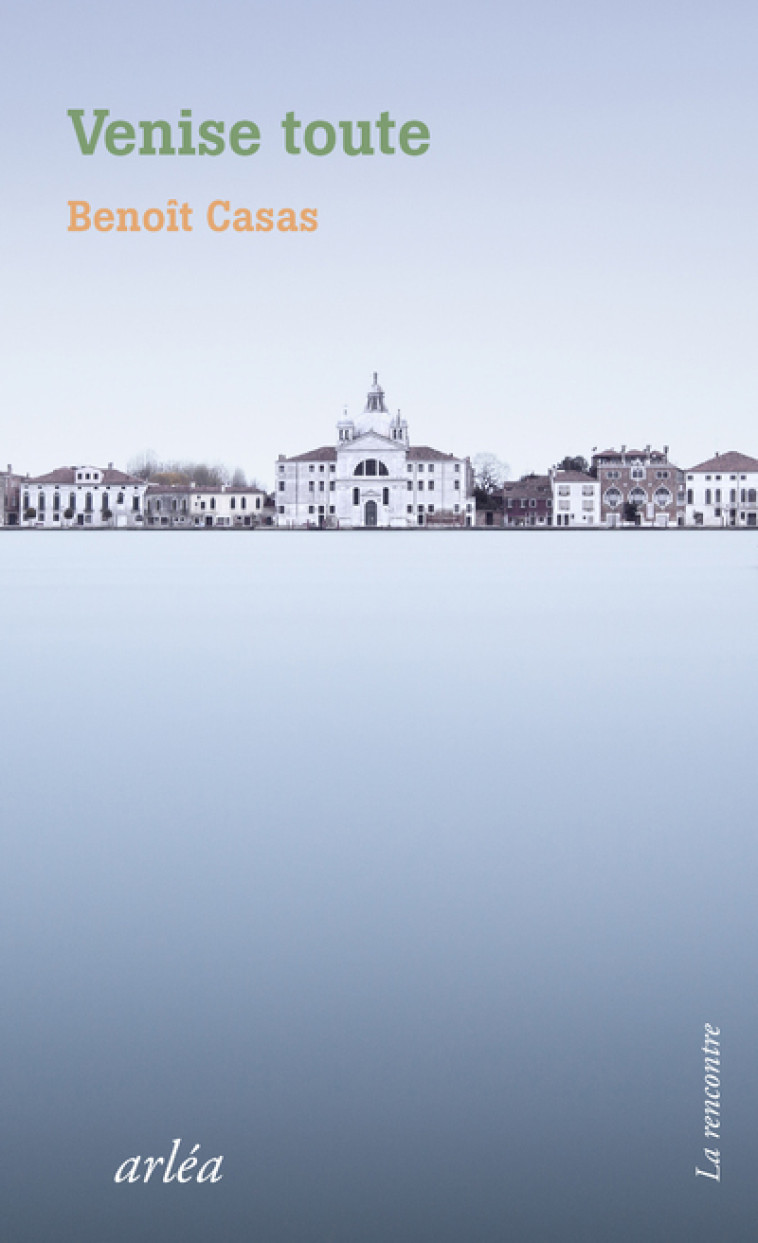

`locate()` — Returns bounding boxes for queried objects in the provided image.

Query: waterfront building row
[2,376,758,530]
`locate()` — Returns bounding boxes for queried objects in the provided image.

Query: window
[418,464,424,472]
[407,464,413,472]
[278,505,284,514]
[604,487,622,508]
[319,481,324,492]
[117,492,124,504]
[715,489,721,502]
[53,492,60,512]
[278,464,285,473]
[558,486,569,496]
[428,504,435,513]
[418,480,424,491]
[382,487,389,505]
[308,505,314,513]
[628,487,646,506]
[407,504,413,513]
[529,498,536,508]
[278,481,285,491]
[309,464,315,472]
[353,459,388,477]
[407,481,412,491]
[230,497,236,509]
[309,481,315,492]
[428,464,434,473]
[241,497,246,510]
[428,481,434,491]
[132,496,140,512]
[454,464,460,473]
[654,487,672,508]
[319,464,324,472]
[85,492,93,512]
[454,480,460,490]
[631,467,644,480]
[352,487,359,505]
[687,489,693,504]
[210,498,216,510]
[705,489,712,504]
[330,481,335,491]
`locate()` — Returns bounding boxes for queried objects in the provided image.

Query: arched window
[653,487,672,508]
[628,487,646,506]
[353,459,388,477]
[604,487,622,508]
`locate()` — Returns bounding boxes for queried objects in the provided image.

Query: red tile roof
[687,451,758,473]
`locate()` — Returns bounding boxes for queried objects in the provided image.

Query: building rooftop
[688,451,758,473]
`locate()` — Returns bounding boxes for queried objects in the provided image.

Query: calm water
[2,531,756,1241]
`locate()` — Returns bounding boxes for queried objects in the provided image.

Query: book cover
[2,3,755,1240]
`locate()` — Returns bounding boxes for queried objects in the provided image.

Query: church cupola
[364,372,388,415]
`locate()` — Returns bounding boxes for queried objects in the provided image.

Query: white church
[275,374,476,528]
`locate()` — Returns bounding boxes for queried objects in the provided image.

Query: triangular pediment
[339,430,403,453]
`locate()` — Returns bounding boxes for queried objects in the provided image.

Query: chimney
[108,461,114,470]
[663,444,669,458]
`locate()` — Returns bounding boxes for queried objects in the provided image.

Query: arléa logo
[114,1138,223,1184]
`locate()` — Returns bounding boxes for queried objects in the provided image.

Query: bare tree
[231,467,247,486]
[127,450,160,480]
[473,452,509,500]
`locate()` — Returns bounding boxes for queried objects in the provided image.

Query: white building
[275,374,476,528]
[549,468,601,526]
[685,451,758,527]
[145,483,267,528]
[20,464,147,528]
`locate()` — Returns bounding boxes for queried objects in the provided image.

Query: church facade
[275,374,476,528]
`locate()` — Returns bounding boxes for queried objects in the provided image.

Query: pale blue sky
[2,0,757,482]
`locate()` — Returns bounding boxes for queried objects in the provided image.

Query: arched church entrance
[364,500,378,527]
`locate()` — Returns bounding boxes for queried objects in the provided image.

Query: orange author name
[67,200,318,233]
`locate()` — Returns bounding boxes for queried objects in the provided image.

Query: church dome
[353,372,393,438]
